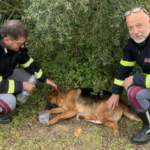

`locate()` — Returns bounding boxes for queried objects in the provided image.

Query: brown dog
[46,88,141,136]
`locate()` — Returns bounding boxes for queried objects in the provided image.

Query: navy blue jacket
[113,33,150,94]
[0,41,47,94]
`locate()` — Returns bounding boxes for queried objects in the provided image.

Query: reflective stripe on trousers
[127,86,150,112]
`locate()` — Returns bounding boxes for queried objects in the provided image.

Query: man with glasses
[0,20,57,124]
[107,7,150,144]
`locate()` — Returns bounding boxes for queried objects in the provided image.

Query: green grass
[0,83,150,150]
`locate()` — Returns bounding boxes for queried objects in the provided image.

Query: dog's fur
[46,88,141,137]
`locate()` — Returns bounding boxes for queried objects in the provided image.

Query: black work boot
[131,110,150,145]
[0,113,12,124]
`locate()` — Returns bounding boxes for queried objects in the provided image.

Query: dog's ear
[50,89,58,97]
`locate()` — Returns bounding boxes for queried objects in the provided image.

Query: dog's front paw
[47,120,55,125]
[47,121,51,125]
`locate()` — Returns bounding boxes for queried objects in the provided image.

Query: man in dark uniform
[107,7,150,145]
[0,20,57,124]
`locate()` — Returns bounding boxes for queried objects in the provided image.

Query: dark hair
[0,19,29,40]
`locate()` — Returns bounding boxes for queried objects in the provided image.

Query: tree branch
[0,0,22,11]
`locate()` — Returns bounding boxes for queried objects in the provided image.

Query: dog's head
[46,89,63,109]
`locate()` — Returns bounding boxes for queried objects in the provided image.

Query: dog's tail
[121,103,141,121]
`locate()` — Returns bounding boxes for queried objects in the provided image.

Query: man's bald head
[125,7,150,43]
[0,20,29,40]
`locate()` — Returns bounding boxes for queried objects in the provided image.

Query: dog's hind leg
[95,111,119,137]
[78,113,119,136]
[78,114,119,136]
[102,120,119,137]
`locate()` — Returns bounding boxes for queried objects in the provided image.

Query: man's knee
[127,86,145,101]
[0,94,16,113]
[127,86,137,101]
[127,86,150,112]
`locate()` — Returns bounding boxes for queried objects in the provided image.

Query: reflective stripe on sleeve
[114,78,124,86]
[120,59,136,67]
[21,58,34,68]
[36,69,43,79]
[0,76,2,82]
[146,75,150,88]
[7,80,15,93]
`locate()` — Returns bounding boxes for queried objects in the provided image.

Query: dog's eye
[53,104,57,108]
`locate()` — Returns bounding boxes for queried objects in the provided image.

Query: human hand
[107,94,120,109]
[22,82,36,95]
[46,79,57,89]
[123,76,133,91]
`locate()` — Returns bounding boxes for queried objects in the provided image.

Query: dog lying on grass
[46,88,141,137]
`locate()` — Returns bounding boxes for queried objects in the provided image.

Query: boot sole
[0,118,12,124]
[131,138,150,145]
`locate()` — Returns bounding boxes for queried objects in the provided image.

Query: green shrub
[0,0,30,24]
[19,1,150,91]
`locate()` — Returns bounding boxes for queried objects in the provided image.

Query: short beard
[132,30,150,43]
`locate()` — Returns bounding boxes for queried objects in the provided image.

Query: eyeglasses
[7,36,25,47]
[124,7,149,17]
